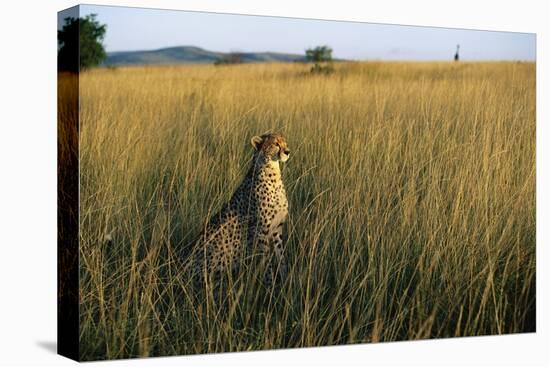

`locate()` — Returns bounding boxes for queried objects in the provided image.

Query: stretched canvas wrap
[57,4,536,361]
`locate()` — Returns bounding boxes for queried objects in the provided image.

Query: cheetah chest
[269,184,288,231]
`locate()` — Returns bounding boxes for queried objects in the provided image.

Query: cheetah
[183,132,290,285]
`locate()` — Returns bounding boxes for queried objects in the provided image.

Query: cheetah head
[251,133,290,163]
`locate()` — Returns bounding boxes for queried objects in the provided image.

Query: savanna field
[67,61,535,360]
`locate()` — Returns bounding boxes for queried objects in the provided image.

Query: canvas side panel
[57,5,80,361]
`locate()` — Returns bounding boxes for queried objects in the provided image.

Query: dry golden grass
[76,61,535,360]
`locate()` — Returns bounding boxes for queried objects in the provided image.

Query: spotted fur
[183,133,290,284]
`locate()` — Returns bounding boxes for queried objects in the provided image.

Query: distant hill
[103,46,307,66]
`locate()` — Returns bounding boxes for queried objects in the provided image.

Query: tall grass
[76,61,535,360]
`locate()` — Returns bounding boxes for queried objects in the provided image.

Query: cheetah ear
[251,135,263,150]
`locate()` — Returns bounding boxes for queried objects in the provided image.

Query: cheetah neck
[264,160,281,176]
[251,155,282,181]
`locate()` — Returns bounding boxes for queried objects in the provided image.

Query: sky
[59,4,536,61]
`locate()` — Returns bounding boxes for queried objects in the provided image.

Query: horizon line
[105,44,536,62]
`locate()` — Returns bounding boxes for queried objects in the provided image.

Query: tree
[306,46,333,63]
[58,14,107,72]
[214,52,244,66]
[305,45,334,74]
